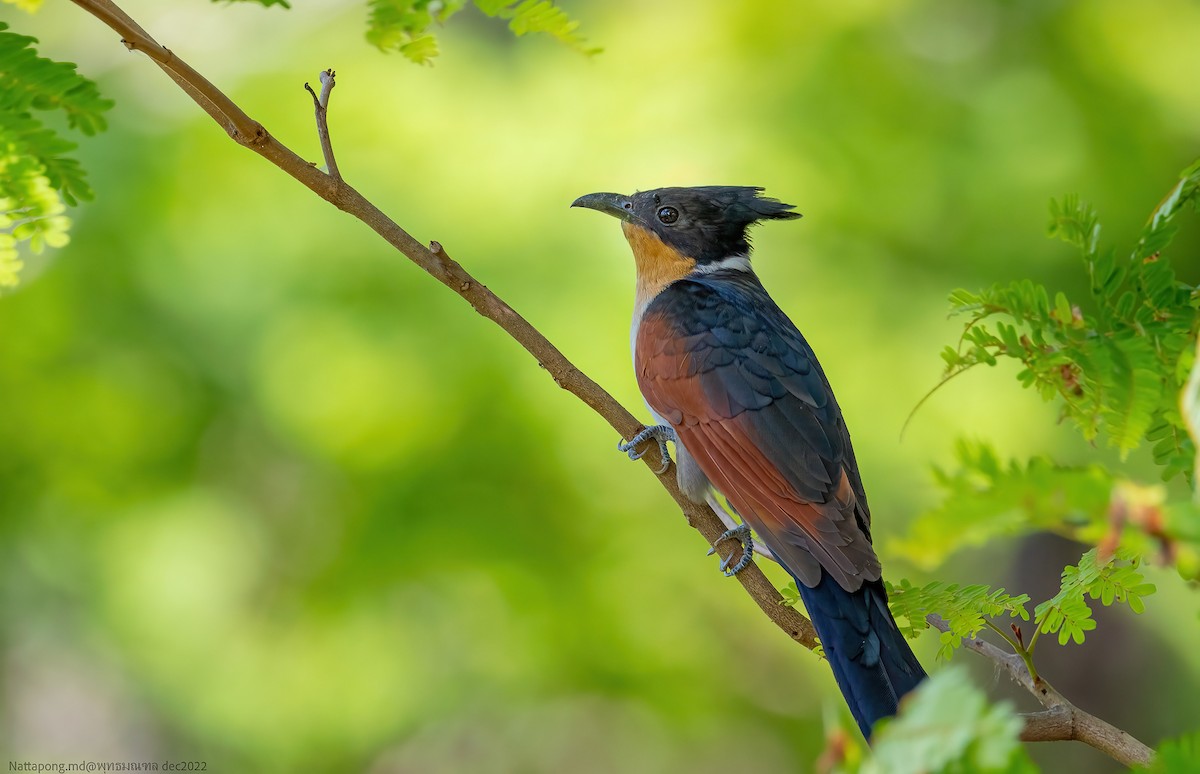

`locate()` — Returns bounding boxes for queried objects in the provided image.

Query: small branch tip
[305,68,341,180]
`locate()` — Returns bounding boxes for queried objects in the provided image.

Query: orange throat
[623,222,696,311]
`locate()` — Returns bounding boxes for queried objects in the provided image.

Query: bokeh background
[4,0,1200,771]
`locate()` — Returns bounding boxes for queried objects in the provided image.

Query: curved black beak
[571,191,636,223]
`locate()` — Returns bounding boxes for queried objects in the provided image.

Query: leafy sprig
[367,0,598,64]
[1032,547,1155,648]
[880,548,1153,669]
[1144,730,1200,774]
[886,580,1029,660]
[933,162,1200,480]
[0,22,113,287]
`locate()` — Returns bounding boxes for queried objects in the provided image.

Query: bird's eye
[657,206,679,224]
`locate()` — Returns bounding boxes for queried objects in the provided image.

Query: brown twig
[304,69,341,180]
[79,0,264,144]
[927,615,1154,767]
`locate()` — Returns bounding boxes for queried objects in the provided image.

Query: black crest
[630,186,801,264]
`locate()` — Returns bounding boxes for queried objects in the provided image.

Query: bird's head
[571,186,801,269]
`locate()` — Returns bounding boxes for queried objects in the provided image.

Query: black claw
[712,524,754,577]
[723,551,753,577]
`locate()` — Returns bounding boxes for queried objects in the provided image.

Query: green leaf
[947,288,982,311]
[862,667,1033,774]
[1137,161,1200,261]
[398,33,440,64]
[366,0,452,63]
[0,25,114,136]
[779,580,802,608]
[1034,547,1155,647]
[1144,729,1200,773]
[366,0,595,63]
[1054,291,1073,327]
[0,23,107,287]
[496,0,600,55]
[1047,193,1100,257]
[1102,336,1165,457]
[886,579,1029,660]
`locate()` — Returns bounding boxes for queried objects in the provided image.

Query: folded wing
[635,275,880,592]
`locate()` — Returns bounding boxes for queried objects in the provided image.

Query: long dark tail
[796,571,926,740]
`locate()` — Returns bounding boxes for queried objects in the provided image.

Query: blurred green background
[4,0,1200,771]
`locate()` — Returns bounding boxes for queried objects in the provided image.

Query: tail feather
[796,571,926,739]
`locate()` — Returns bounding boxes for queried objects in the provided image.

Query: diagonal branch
[80,0,263,144]
[66,0,818,652]
[927,615,1154,767]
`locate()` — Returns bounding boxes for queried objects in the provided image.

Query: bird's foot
[706,523,754,576]
[617,424,677,474]
[705,495,776,564]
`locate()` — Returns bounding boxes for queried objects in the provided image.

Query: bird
[571,185,926,739]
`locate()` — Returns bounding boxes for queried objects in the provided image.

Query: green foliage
[1034,547,1155,646]
[937,163,1200,480]
[216,0,595,58]
[366,0,597,64]
[1143,730,1200,773]
[850,667,1034,774]
[883,547,1153,661]
[886,580,1029,660]
[0,22,112,287]
[891,440,1113,569]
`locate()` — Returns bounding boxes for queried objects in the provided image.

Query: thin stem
[981,618,1022,651]
[1027,623,1043,655]
[980,619,1041,682]
[304,69,341,180]
[900,364,974,440]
